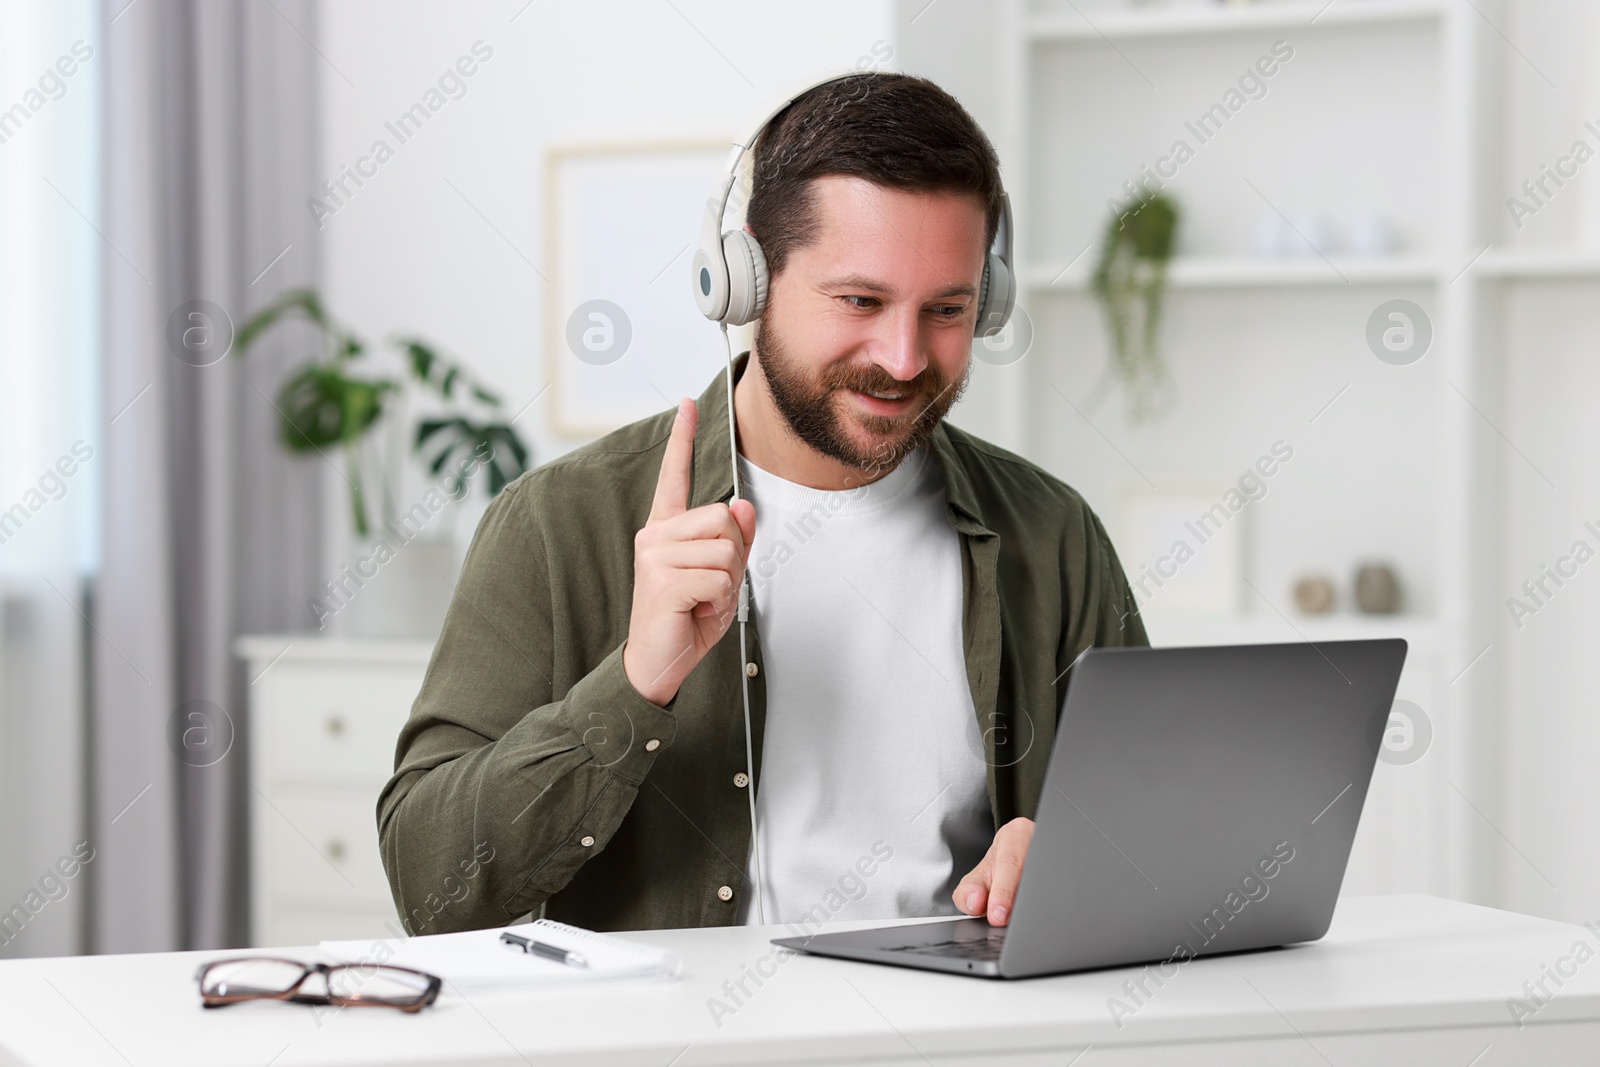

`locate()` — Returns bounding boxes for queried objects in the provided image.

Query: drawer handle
[325,715,346,737]
[325,839,346,861]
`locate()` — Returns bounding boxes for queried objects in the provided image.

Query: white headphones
[691,71,1016,337]
[695,72,1015,927]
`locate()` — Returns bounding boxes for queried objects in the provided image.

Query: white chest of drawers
[234,636,432,947]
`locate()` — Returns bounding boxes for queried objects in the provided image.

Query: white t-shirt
[732,443,993,926]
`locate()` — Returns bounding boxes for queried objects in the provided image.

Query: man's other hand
[953,816,1034,926]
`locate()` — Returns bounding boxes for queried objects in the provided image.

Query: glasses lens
[327,964,433,1005]
[201,959,306,998]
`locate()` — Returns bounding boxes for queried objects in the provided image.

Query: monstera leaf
[274,364,397,452]
[394,338,502,407]
[415,418,530,498]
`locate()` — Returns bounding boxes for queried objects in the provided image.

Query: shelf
[1022,255,1439,291]
[1145,613,1439,653]
[1474,249,1600,280]
[1026,0,1447,42]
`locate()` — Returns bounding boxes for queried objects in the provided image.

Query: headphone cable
[723,322,766,926]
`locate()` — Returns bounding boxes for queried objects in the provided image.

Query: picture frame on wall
[544,140,734,437]
[1114,481,1247,623]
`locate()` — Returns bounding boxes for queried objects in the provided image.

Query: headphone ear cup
[975,259,991,337]
[721,230,769,327]
[974,251,1014,337]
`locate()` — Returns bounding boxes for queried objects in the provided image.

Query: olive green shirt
[378,350,1149,935]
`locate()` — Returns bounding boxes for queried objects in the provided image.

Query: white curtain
[0,0,100,959]
[92,0,324,953]
[91,0,324,953]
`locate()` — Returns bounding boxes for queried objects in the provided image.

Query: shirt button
[733,772,749,788]
[717,885,734,902]
[745,662,759,677]
[580,835,595,847]
[644,738,660,752]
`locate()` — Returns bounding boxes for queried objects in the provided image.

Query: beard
[754,309,972,478]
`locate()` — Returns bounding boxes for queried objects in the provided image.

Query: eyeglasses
[194,957,442,1013]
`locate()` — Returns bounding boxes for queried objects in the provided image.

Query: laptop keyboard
[886,932,1007,961]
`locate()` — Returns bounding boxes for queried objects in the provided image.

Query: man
[378,73,1148,937]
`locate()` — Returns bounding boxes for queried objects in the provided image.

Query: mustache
[826,365,945,397]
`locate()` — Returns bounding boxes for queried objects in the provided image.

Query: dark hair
[745,73,1003,282]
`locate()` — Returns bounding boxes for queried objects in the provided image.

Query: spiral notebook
[319,919,682,993]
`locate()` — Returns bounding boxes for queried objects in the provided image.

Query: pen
[500,930,588,968]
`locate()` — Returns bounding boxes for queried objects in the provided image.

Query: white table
[1,895,1595,1066]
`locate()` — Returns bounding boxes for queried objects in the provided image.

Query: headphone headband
[692,71,1014,337]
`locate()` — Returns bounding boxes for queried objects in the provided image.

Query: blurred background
[0,0,1595,957]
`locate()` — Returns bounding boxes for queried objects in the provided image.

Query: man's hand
[622,397,758,707]
[952,817,1034,926]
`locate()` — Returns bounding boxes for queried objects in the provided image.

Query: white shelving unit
[1475,249,1600,279]
[1026,0,1448,40]
[991,0,1522,906]
[1021,254,1441,290]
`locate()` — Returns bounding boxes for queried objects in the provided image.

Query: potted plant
[234,289,530,538]
[1088,192,1180,424]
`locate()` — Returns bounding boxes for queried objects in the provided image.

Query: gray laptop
[771,638,1408,978]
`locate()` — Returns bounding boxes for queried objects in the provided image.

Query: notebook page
[319,920,681,992]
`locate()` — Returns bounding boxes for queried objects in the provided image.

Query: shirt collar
[689,349,990,534]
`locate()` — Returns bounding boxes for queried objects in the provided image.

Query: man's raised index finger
[648,398,696,523]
